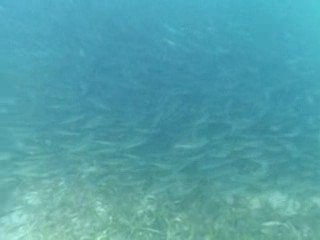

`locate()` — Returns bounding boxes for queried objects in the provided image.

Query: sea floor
[1,121,320,240]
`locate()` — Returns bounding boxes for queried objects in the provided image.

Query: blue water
[1,1,320,239]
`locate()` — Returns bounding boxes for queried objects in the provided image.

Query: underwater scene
[1,0,320,239]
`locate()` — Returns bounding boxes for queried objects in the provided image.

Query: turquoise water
[1,1,320,239]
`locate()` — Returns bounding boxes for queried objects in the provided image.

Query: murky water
[1,1,320,239]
